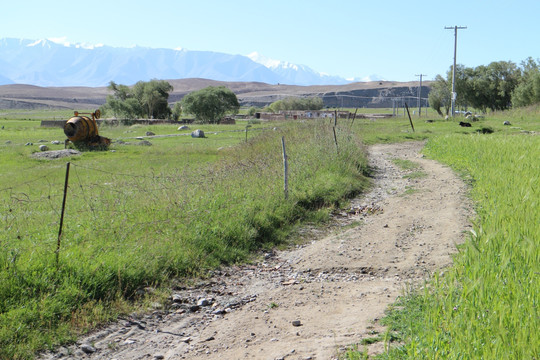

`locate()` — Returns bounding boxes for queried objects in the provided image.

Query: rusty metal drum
[64,115,99,142]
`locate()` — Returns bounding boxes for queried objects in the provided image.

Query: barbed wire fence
[0,119,367,285]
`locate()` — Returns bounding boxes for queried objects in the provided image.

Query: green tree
[247,106,259,116]
[444,61,520,112]
[512,57,540,107]
[132,80,173,119]
[102,80,173,119]
[172,102,183,121]
[181,86,240,123]
[268,96,324,112]
[428,75,451,116]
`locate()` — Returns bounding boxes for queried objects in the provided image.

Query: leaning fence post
[281,136,289,199]
[405,103,415,133]
[56,162,70,269]
[349,108,358,128]
[333,126,339,154]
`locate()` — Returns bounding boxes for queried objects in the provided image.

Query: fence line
[1,123,355,270]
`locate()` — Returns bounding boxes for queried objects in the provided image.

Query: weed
[391,158,420,170]
[402,171,427,179]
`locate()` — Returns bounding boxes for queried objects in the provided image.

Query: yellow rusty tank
[64,110,111,149]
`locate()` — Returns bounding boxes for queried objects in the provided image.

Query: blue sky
[2,0,538,82]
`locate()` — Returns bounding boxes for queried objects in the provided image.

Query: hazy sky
[2,0,538,82]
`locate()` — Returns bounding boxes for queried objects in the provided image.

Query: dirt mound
[31,149,81,159]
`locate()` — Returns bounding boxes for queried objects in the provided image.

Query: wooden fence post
[405,103,415,133]
[281,137,289,199]
[56,162,70,269]
[333,126,339,154]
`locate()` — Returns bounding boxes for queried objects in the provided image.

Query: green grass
[2,107,539,359]
[376,133,539,359]
[0,118,369,359]
[391,159,420,170]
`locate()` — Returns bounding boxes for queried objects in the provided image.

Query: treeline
[429,57,540,115]
[101,82,239,123]
[267,96,324,112]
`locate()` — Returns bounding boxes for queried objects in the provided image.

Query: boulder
[191,129,205,138]
[39,145,49,151]
[503,120,511,126]
[146,131,155,136]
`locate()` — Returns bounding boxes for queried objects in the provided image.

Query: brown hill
[0,79,431,110]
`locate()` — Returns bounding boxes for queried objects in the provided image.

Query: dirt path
[41,141,472,360]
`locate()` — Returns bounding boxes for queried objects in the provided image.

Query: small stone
[503,120,511,126]
[180,336,192,343]
[25,142,33,146]
[146,131,155,136]
[38,139,48,143]
[197,298,210,307]
[292,320,302,327]
[137,140,152,146]
[51,140,60,145]
[136,136,144,140]
[39,145,49,151]
[5,140,11,144]
[172,294,183,303]
[189,305,200,312]
[124,338,136,345]
[80,344,96,354]
[153,354,165,359]
[178,125,189,130]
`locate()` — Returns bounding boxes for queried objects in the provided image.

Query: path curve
[40,141,472,360]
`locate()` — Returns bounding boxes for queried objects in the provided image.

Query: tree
[247,106,259,116]
[428,75,451,116]
[512,57,540,107]
[181,86,240,123]
[101,79,173,119]
[172,102,183,121]
[268,96,324,112]
[132,80,173,119]
[442,61,520,113]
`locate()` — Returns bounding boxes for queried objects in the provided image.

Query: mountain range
[0,38,381,87]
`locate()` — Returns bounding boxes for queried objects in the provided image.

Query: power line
[445,26,467,117]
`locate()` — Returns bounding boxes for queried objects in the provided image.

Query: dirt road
[41,141,471,360]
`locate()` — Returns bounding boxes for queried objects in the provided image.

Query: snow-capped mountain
[0,38,358,87]
[247,52,349,85]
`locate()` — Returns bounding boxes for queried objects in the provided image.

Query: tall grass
[379,133,539,359]
[0,120,368,359]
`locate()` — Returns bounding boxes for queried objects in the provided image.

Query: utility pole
[445,26,467,117]
[415,74,427,116]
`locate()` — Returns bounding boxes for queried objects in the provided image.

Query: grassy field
[345,106,539,359]
[0,108,538,359]
[0,115,370,359]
